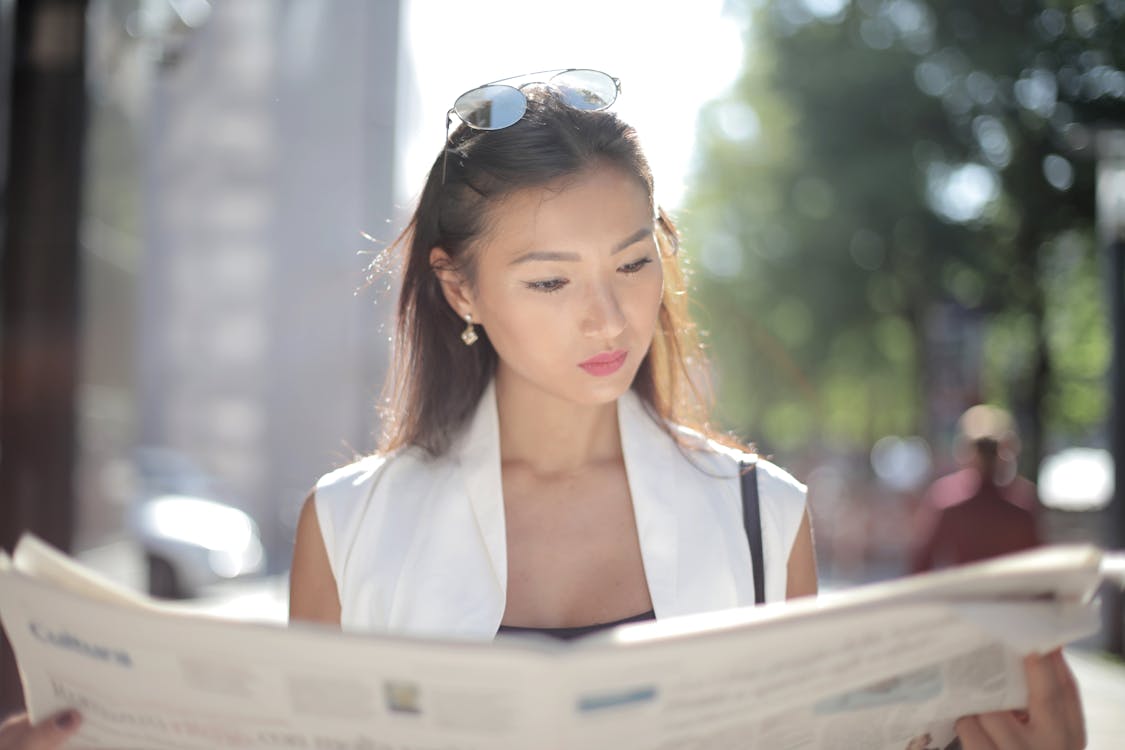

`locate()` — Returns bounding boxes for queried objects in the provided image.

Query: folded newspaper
[0,534,1110,750]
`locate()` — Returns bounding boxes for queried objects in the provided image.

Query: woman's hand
[0,710,81,750]
[955,649,1085,749]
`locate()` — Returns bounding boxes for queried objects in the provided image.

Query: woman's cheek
[645,272,666,317]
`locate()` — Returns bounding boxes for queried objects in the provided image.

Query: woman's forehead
[478,166,653,259]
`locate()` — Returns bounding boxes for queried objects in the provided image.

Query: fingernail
[55,710,77,730]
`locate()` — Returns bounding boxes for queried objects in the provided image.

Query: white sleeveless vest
[314,380,807,639]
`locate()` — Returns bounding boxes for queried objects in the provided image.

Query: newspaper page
[0,535,1105,750]
[1,546,559,750]
[550,598,1095,749]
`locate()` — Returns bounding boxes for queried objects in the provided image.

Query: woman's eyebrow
[508,226,654,265]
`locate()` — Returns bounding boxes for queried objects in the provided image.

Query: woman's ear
[429,247,474,318]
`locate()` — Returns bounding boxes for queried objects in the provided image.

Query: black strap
[740,462,765,605]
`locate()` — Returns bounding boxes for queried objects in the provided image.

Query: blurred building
[79,0,401,572]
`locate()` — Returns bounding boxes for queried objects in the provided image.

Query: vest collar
[432,378,749,638]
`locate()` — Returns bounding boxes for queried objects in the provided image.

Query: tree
[684,0,1123,473]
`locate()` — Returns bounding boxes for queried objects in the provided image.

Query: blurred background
[1,0,1124,723]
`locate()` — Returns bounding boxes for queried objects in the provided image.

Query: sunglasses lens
[453,84,527,130]
[549,69,618,110]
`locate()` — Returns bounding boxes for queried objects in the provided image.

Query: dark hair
[972,437,1000,477]
[373,86,742,458]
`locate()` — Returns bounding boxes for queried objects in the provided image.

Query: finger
[976,710,1026,748]
[1024,651,1060,717]
[1053,649,1076,692]
[1051,651,1086,750]
[955,715,1001,750]
[23,710,80,750]
[0,713,33,750]
[0,712,31,731]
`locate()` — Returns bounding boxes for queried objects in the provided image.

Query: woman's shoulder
[314,445,434,492]
[311,446,441,562]
[671,424,807,505]
[752,456,808,504]
[316,452,389,491]
[665,425,809,565]
[311,446,441,524]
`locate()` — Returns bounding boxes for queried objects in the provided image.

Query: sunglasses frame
[441,68,622,184]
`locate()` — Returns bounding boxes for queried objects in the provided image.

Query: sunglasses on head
[442,68,622,184]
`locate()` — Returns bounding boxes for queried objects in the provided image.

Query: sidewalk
[1067,647,1125,750]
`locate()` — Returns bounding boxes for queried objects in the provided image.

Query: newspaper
[0,534,1108,750]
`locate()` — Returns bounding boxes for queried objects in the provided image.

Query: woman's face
[459,164,664,407]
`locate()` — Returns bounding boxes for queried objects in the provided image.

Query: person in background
[911,405,1042,573]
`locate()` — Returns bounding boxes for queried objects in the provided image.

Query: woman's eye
[619,256,654,274]
[523,257,651,292]
[525,278,569,293]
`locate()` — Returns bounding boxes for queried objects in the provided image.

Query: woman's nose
[580,281,627,340]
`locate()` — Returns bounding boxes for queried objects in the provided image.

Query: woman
[0,70,1085,749]
[287,69,1084,749]
[289,70,818,636]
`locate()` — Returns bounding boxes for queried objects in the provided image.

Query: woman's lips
[578,349,628,376]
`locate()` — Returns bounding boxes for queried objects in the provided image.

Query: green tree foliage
[683,0,1123,471]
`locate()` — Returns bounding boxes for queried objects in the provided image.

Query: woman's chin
[569,370,640,405]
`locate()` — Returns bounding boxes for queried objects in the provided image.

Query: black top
[496,609,656,641]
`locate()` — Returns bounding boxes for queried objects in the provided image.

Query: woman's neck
[493,366,623,476]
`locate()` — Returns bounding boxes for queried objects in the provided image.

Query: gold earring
[460,313,478,346]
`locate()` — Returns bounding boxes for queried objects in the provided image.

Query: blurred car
[128,447,265,599]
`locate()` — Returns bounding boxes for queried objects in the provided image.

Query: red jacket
[910,468,1042,573]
